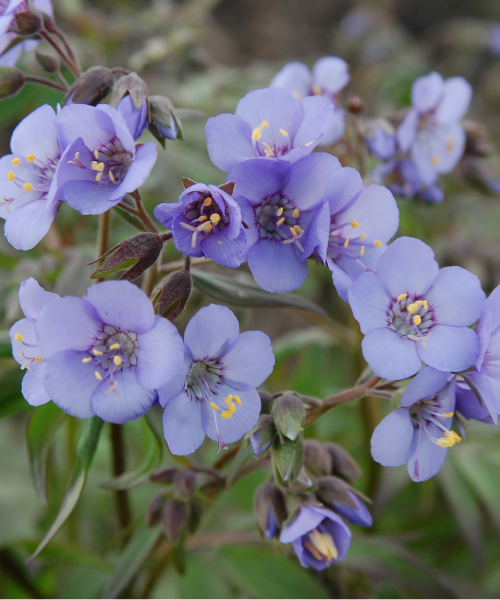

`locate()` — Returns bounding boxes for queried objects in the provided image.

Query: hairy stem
[110,423,132,542]
[52,26,81,77]
[184,255,191,271]
[24,74,67,91]
[39,30,80,77]
[131,191,159,234]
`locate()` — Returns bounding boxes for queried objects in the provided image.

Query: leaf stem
[110,423,132,543]
[39,30,79,77]
[24,74,67,91]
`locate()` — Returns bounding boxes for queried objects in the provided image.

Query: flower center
[303,527,338,562]
[410,397,460,449]
[179,194,228,248]
[67,138,132,187]
[250,120,296,158]
[255,196,304,251]
[327,216,382,261]
[13,332,43,371]
[389,293,433,342]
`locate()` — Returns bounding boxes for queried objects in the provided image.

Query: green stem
[95,211,110,283]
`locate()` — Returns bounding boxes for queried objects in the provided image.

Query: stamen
[260,121,269,129]
[95,371,103,381]
[234,396,241,405]
[360,233,367,241]
[374,240,383,248]
[344,238,349,248]
[34,356,42,363]
[292,208,299,218]
[228,403,236,414]
[204,197,213,207]
[210,402,219,411]
[113,355,122,366]
[11,157,20,166]
[82,357,92,363]
[312,84,322,95]
[294,225,303,234]
[92,349,103,356]
[407,303,418,313]
[359,246,365,256]
[415,300,428,310]
[251,127,262,141]
[276,217,285,226]
[351,220,359,228]
[397,293,408,301]
[431,155,441,166]
[280,128,289,137]
[203,223,213,233]
[95,172,103,182]
[305,141,314,146]
[96,162,105,172]
[290,227,298,237]
[442,412,454,418]
[109,171,116,182]
[7,171,15,181]
[94,150,99,159]
[292,91,301,100]
[221,410,232,419]
[413,315,422,325]
[14,333,24,342]
[23,183,33,192]
[225,395,233,404]
[91,161,98,170]
[198,215,208,222]
[109,343,120,350]
[210,213,221,225]
[276,207,284,216]
[26,154,35,162]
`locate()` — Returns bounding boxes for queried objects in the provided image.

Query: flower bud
[147,492,167,527]
[248,414,276,457]
[161,499,189,545]
[90,232,164,282]
[254,483,287,538]
[14,10,42,35]
[148,95,183,144]
[347,95,364,114]
[325,443,362,480]
[272,435,304,485]
[150,466,178,483]
[67,66,115,106]
[110,72,149,110]
[315,475,358,509]
[272,393,305,441]
[36,51,60,73]
[258,390,273,414]
[304,440,333,476]
[0,67,24,99]
[174,470,196,498]
[154,269,192,321]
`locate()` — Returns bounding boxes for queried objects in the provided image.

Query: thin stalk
[159,257,212,274]
[361,395,382,502]
[39,30,79,77]
[142,261,157,297]
[160,232,172,243]
[131,191,159,234]
[184,255,191,271]
[52,26,81,76]
[24,74,67,92]
[110,423,132,542]
[95,211,110,282]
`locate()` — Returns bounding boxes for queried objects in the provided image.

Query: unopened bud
[258,390,273,414]
[174,470,196,498]
[254,483,287,538]
[90,232,163,282]
[304,439,333,476]
[36,51,59,73]
[272,435,304,485]
[316,475,358,509]
[325,443,362,479]
[155,269,192,321]
[67,66,114,106]
[150,466,178,483]
[161,499,188,545]
[148,95,183,144]
[247,414,276,457]
[347,96,364,114]
[110,72,148,110]
[14,10,42,35]
[272,394,305,441]
[147,492,166,527]
[0,67,24,99]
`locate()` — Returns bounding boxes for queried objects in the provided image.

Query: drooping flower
[397,71,472,185]
[9,278,58,407]
[279,505,351,570]
[371,367,460,482]
[117,95,148,141]
[0,0,53,67]
[55,103,158,215]
[333,491,373,527]
[205,87,333,173]
[157,304,275,455]
[348,237,484,380]
[271,57,350,146]
[35,280,184,423]
[154,182,246,268]
[0,104,62,250]
[319,166,399,301]
[230,153,340,292]
[365,124,397,161]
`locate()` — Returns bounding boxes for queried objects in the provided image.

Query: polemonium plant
[158,304,275,455]
[271,57,350,145]
[35,280,184,423]
[117,94,148,141]
[349,237,484,380]
[230,153,340,292]
[333,491,373,527]
[205,86,333,172]
[154,182,246,268]
[0,104,62,250]
[280,505,352,570]
[9,278,58,407]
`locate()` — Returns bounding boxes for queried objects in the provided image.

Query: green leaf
[219,545,328,599]
[0,368,32,419]
[100,415,163,491]
[102,523,162,599]
[26,402,67,505]
[27,417,104,563]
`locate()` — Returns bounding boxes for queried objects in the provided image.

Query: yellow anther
[374,240,383,248]
[292,208,300,218]
[204,224,213,233]
[204,197,213,207]
[113,355,122,366]
[210,402,219,411]
[280,128,289,137]
[344,238,349,248]
[276,217,285,226]
[264,147,274,157]
[413,314,422,325]
[198,215,208,222]
[225,395,233,404]
[74,152,80,160]
[312,84,322,95]
[34,356,42,363]
[95,371,103,381]
[360,233,367,241]
[228,402,236,413]
[351,220,359,229]
[92,349,103,356]
[11,157,20,166]
[23,183,33,192]
[82,357,92,363]
[415,300,428,310]
[26,153,35,162]
[91,160,98,170]
[407,303,418,314]
[294,225,303,234]
[397,293,408,301]
[431,155,441,166]
[94,150,99,159]
[95,172,103,182]
[109,171,115,182]
[305,141,314,146]
[210,213,221,225]
[96,162,105,172]
[221,410,232,419]
[234,396,241,405]
[292,91,301,100]
[251,127,262,141]
[14,333,24,342]
[260,120,269,129]
[7,171,15,181]
[360,245,365,256]
[290,227,298,237]
[276,207,284,216]
[446,430,461,442]
[109,343,120,350]
[307,529,338,561]
[442,412,454,418]
[436,437,454,448]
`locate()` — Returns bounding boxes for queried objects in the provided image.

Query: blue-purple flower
[371,367,459,482]
[0,104,62,250]
[349,237,485,380]
[320,166,399,301]
[333,491,373,527]
[56,103,158,215]
[205,87,333,172]
[9,278,58,407]
[117,95,148,141]
[280,505,351,570]
[397,72,472,185]
[230,153,340,292]
[35,280,184,423]
[154,182,246,268]
[365,125,397,161]
[271,57,350,146]
[157,304,275,455]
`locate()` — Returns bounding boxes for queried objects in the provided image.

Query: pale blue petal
[362,328,422,380]
[419,325,479,373]
[184,304,239,361]
[371,408,413,466]
[162,390,205,455]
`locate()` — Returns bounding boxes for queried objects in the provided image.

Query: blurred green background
[2,0,500,597]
